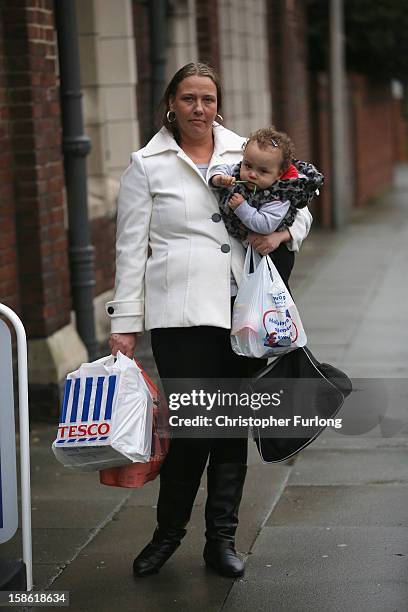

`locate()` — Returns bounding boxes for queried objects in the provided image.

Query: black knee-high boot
[203,463,247,578]
[133,474,201,577]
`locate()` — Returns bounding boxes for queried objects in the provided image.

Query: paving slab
[224,527,408,612]
[268,485,408,527]
[49,506,238,612]
[289,449,408,486]
[49,550,233,612]
[310,431,408,450]
[4,439,289,592]
[1,527,91,566]
[31,438,289,606]
[103,479,160,508]
[236,461,291,552]
[27,499,133,530]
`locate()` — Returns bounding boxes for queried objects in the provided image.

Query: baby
[209,126,323,286]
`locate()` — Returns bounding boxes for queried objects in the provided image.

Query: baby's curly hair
[244,126,295,172]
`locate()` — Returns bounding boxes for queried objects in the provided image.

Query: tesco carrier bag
[99,359,170,488]
[52,352,153,471]
[231,247,307,358]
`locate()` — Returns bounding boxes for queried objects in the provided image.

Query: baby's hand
[212,174,236,187]
[229,193,245,210]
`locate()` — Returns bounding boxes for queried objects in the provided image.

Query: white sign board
[0,319,18,543]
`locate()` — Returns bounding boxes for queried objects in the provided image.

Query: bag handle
[243,245,262,276]
[265,253,276,282]
[77,354,117,377]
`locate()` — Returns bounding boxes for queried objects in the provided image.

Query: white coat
[106,125,312,333]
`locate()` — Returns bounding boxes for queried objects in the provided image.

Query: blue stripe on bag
[81,377,93,422]
[70,378,81,422]
[93,376,105,421]
[57,436,109,444]
[60,378,72,424]
[104,375,117,420]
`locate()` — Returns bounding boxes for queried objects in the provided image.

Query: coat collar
[142,125,245,158]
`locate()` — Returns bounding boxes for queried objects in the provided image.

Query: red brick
[9,105,32,120]
[195,1,221,75]
[3,7,28,23]
[12,134,36,150]
[0,249,18,266]
[268,0,311,161]
[0,151,13,167]
[1,0,70,338]
[91,216,116,296]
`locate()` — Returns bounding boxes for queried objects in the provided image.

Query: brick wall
[268,0,311,161]
[350,74,394,208]
[91,217,116,297]
[391,98,408,163]
[0,16,20,314]
[392,99,408,163]
[312,72,397,224]
[2,0,71,338]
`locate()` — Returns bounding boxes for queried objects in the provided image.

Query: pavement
[2,166,408,611]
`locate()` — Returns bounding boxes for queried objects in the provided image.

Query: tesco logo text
[58,422,110,438]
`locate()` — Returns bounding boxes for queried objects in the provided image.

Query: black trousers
[269,243,295,291]
[151,319,266,482]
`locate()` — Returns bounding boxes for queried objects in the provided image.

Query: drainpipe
[329,0,348,228]
[148,0,167,137]
[54,0,98,360]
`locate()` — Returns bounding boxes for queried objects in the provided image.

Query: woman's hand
[109,333,137,359]
[248,229,291,255]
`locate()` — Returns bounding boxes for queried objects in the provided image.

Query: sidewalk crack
[41,491,133,590]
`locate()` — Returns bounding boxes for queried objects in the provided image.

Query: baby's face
[240,142,283,191]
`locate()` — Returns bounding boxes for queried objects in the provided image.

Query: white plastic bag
[231,247,307,358]
[52,352,153,471]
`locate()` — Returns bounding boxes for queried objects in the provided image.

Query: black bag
[250,346,352,463]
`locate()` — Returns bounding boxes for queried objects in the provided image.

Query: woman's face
[169,75,218,143]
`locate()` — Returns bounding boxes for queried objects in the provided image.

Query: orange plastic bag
[99,360,169,488]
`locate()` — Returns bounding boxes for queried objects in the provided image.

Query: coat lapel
[141,125,245,183]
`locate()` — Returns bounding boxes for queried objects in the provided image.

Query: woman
[107,63,312,579]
